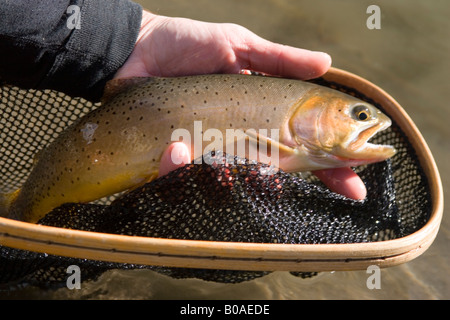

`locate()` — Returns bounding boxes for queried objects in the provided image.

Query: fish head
[285,88,396,171]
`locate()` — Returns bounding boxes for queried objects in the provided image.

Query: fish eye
[352,105,372,121]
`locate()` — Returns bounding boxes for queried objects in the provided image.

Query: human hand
[115,10,331,79]
[115,11,366,200]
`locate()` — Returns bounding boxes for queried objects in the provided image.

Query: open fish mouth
[354,120,396,161]
[332,119,396,166]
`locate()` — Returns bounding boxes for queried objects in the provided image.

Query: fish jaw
[332,116,396,166]
[279,139,395,172]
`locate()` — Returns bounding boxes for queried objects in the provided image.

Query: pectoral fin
[241,129,297,168]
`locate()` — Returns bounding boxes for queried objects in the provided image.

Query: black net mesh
[0,78,432,289]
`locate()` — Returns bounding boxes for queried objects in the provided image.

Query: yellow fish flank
[0,74,396,223]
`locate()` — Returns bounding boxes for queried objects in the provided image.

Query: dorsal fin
[101,77,153,104]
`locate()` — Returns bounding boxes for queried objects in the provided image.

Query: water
[2,0,449,299]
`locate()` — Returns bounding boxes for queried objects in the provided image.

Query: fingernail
[315,51,332,66]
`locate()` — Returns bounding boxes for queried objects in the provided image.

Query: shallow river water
[2,0,449,299]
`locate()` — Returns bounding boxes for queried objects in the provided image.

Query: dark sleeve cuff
[0,0,142,102]
[38,0,142,101]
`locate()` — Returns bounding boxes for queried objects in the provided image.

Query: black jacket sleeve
[0,0,142,102]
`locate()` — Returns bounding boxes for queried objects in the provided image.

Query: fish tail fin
[0,189,20,218]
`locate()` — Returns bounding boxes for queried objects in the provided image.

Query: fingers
[158,142,191,177]
[312,168,367,200]
[233,31,331,79]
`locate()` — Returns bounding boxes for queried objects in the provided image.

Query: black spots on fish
[154,137,158,141]
[273,107,277,111]
[266,119,270,123]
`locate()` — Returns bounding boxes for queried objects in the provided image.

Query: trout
[0,74,395,223]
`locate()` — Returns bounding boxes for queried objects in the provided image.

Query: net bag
[0,68,443,288]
